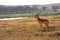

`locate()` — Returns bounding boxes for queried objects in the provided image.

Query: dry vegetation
[0,15,60,40]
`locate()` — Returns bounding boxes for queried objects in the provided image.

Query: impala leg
[44,22,49,31]
[46,24,50,31]
[40,23,42,32]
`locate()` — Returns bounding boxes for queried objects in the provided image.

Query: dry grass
[0,15,60,40]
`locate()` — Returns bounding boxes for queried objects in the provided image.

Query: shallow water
[0,17,27,20]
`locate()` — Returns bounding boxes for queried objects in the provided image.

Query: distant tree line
[0,5,38,14]
[0,4,60,14]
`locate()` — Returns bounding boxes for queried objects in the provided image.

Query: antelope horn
[35,10,41,17]
[37,11,41,15]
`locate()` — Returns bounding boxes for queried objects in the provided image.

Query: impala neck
[37,16,41,20]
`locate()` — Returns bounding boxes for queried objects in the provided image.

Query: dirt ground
[0,15,60,40]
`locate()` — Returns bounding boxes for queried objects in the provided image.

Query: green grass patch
[0,13,60,18]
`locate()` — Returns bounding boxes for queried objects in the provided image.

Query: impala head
[35,14,39,18]
[34,11,41,18]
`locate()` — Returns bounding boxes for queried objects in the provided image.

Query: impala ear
[34,16,36,18]
[34,14,38,18]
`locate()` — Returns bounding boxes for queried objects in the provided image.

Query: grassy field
[0,13,36,18]
[0,15,60,40]
[0,13,60,18]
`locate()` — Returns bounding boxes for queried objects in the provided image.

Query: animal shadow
[41,26,56,32]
